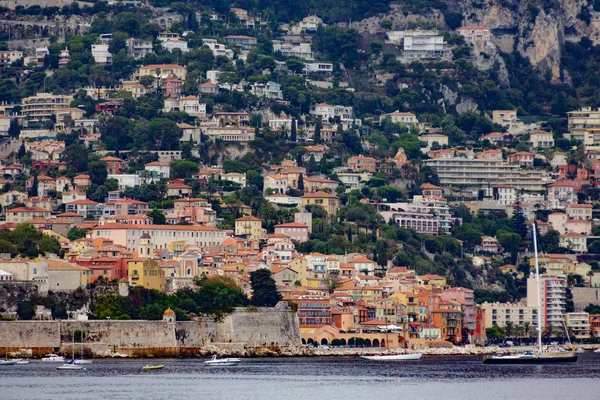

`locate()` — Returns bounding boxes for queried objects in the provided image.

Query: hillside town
[2,1,600,351]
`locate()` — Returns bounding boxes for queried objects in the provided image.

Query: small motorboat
[13,358,30,365]
[42,354,65,362]
[57,360,84,370]
[0,359,17,366]
[594,349,600,353]
[74,358,93,365]
[143,364,165,371]
[204,355,241,367]
[360,353,423,361]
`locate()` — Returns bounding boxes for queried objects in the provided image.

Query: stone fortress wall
[0,302,300,357]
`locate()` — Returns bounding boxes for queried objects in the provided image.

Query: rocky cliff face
[353,0,596,83]
[454,0,594,83]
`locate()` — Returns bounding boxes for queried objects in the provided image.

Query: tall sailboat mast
[532,222,543,354]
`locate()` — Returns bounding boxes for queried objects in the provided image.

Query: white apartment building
[380,111,418,126]
[337,172,366,191]
[567,107,600,146]
[163,96,206,118]
[0,50,23,67]
[412,195,452,234]
[403,30,447,59]
[108,174,142,190]
[91,44,112,65]
[547,182,577,210]
[422,158,550,191]
[565,312,591,340]
[250,81,283,99]
[92,223,227,252]
[126,38,154,59]
[203,126,255,142]
[303,62,333,75]
[202,39,234,59]
[378,202,440,235]
[206,70,221,84]
[310,103,356,125]
[144,161,170,181]
[263,174,288,194]
[273,40,314,60]
[158,32,180,41]
[527,274,567,329]
[479,302,537,331]
[161,39,189,53]
[529,130,554,149]
[291,15,324,34]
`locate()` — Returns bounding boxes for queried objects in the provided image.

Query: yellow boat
[143,364,164,371]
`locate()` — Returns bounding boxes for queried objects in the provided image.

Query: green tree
[88,160,108,186]
[511,202,528,240]
[147,209,166,225]
[485,325,505,343]
[250,269,281,307]
[290,119,297,142]
[298,173,304,192]
[147,118,182,150]
[17,301,36,320]
[314,121,321,143]
[170,160,199,179]
[67,227,88,241]
[38,236,61,255]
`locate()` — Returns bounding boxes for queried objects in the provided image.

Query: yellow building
[288,257,308,286]
[138,64,187,80]
[20,93,74,122]
[301,191,341,215]
[235,216,266,240]
[417,274,447,289]
[127,258,166,292]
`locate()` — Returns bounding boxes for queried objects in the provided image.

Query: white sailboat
[484,222,577,364]
[74,331,92,365]
[57,332,84,370]
[0,347,16,366]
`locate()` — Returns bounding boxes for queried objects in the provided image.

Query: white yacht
[204,355,241,367]
[41,354,65,362]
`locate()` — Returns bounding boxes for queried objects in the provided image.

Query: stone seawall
[0,303,300,357]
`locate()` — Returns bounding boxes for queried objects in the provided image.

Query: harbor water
[1,353,599,399]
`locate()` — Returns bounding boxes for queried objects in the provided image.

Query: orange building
[431,301,462,343]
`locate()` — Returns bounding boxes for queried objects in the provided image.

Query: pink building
[507,151,534,167]
[548,212,567,234]
[274,222,310,242]
[441,287,475,338]
[547,182,576,210]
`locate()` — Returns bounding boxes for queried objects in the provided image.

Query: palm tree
[523,322,532,343]
[504,322,514,340]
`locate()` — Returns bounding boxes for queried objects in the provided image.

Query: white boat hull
[42,356,65,362]
[57,365,84,370]
[360,353,423,361]
[14,359,29,365]
[74,359,92,365]
[204,358,241,367]
[0,360,17,366]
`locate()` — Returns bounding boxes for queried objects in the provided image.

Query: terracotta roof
[235,216,261,222]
